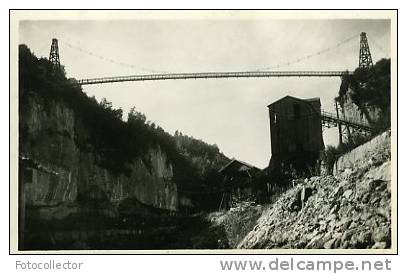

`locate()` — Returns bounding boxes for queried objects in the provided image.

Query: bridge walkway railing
[320,110,373,132]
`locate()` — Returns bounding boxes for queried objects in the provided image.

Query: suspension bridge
[48,32,382,134]
[75,70,349,86]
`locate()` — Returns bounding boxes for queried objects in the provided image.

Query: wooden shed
[218,159,260,208]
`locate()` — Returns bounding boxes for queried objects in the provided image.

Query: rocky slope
[238,130,392,249]
[207,203,264,248]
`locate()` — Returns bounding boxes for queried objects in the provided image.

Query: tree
[128,107,147,125]
[100,98,113,110]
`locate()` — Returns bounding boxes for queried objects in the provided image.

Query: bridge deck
[321,110,373,132]
[75,70,350,85]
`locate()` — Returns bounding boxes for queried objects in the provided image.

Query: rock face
[238,130,392,249]
[333,131,391,175]
[20,94,178,211]
[341,90,382,126]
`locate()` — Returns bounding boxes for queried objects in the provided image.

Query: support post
[218,192,225,211]
[335,100,343,145]
[341,103,352,143]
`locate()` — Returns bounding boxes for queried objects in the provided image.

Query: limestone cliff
[339,88,383,127]
[18,42,231,215]
[337,58,390,131]
[19,93,178,211]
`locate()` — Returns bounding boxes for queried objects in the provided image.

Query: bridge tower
[359,32,373,69]
[49,38,61,68]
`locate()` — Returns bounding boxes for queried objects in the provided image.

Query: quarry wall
[19,94,178,211]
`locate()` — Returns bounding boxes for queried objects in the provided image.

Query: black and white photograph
[10,10,397,254]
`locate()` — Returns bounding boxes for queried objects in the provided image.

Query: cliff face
[337,58,390,130]
[340,89,382,127]
[20,93,178,211]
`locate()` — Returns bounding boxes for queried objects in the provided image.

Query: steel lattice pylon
[49,38,60,68]
[359,32,373,68]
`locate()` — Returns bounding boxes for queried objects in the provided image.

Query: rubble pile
[208,202,264,248]
[239,131,391,249]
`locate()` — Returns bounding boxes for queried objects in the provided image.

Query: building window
[293,104,301,120]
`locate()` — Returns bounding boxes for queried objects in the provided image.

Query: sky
[19,17,391,168]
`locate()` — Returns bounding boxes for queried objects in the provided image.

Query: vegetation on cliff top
[322,58,391,173]
[19,44,229,210]
[338,58,391,129]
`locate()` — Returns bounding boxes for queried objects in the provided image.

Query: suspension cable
[257,33,360,71]
[368,37,390,58]
[61,40,171,74]
[61,34,360,75]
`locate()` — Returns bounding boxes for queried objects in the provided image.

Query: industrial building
[268,96,325,177]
